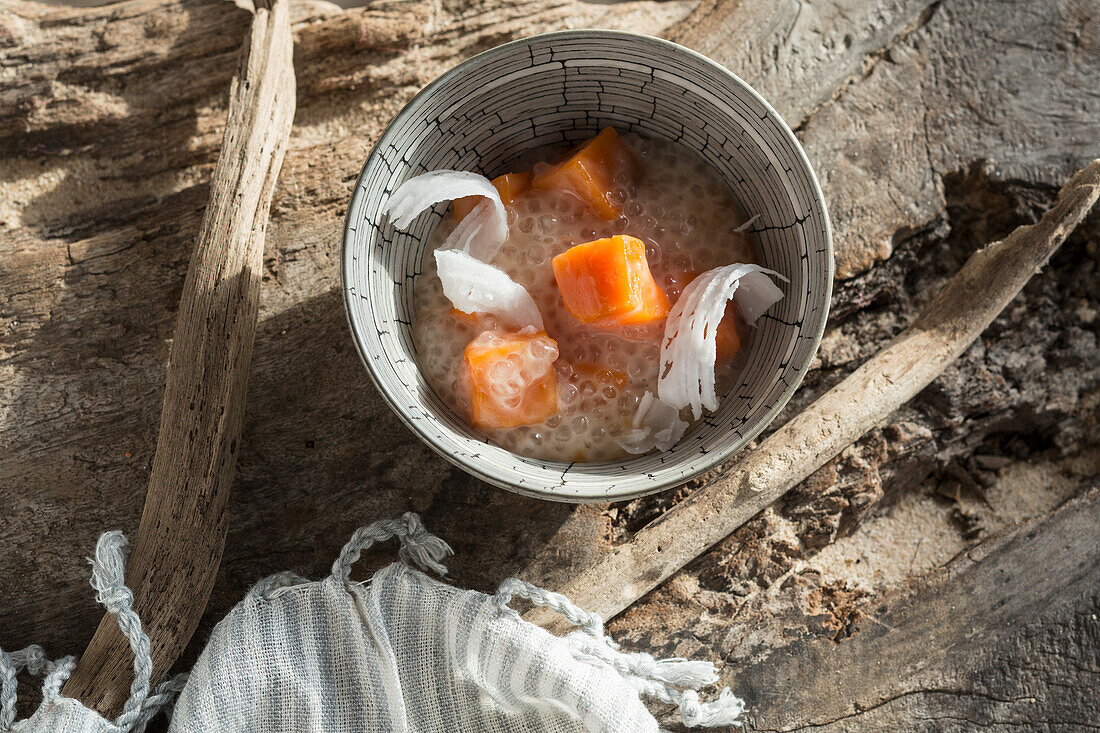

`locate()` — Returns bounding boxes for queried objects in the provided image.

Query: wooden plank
[731,486,1100,731]
[1,2,1098,724]
[53,0,295,715]
[523,160,1100,632]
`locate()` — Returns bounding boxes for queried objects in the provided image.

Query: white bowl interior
[343,31,831,502]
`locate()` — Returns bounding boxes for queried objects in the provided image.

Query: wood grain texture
[1,0,1098,728]
[525,160,1100,633]
[735,485,1100,731]
[0,0,687,669]
[56,0,295,715]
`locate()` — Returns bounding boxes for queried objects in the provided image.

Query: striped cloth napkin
[3,514,743,732]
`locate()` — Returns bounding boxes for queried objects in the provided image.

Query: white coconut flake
[434,249,544,331]
[733,213,760,232]
[658,264,787,419]
[383,170,508,262]
[733,266,787,325]
[616,391,688,454]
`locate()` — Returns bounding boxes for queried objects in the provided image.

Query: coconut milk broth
[412,134,756,462]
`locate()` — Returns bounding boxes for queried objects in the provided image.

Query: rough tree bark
[1,0,1097,728]
[526,160,1100,632]
[56,0,295,715]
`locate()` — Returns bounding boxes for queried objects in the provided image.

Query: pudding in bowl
[342,30,832,502]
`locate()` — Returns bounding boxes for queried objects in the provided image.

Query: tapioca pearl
[619,325,648,341]
[413,136,755,461]
[491,383,521,403]
[612,165,632,185]
[528,337,557,362]
[644,239,663,265]
[669,253,693,274]
[555,236,579,251]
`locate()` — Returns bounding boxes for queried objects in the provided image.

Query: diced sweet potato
[452,197,478,223]
[672,271,745,363]
[453,172,533,223]
[492,172,532,204]
[552,235,670,328]
[464,330,559,429]
[531,128,639,220]
[715,303,746,363]
[450,307,479,326]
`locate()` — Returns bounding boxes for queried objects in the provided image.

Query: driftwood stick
[61,0,295,715]
[527,160,1100,634]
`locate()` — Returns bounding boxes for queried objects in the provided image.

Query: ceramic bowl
[342,30,832,502]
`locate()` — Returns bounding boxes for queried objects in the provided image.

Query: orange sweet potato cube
[450,307,480,326]
[531,128,639,220]
[552,235,670,328]
[464,330,559,429]
[673,271,745,363]
[453,172,533,223]
[492,172,532,204]
[715,303,745,363]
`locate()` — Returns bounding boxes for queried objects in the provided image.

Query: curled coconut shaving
[384,170,508,262]
[434,249,544,331]
[658,264,787,420]
[616,391,689,454]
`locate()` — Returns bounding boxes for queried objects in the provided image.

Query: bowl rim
[341,28,834,503]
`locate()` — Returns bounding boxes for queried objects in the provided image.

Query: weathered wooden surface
[58,0,295,715]
[528,160,1100,633]
[1,0,1098,728]
[730,485,1100,731]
